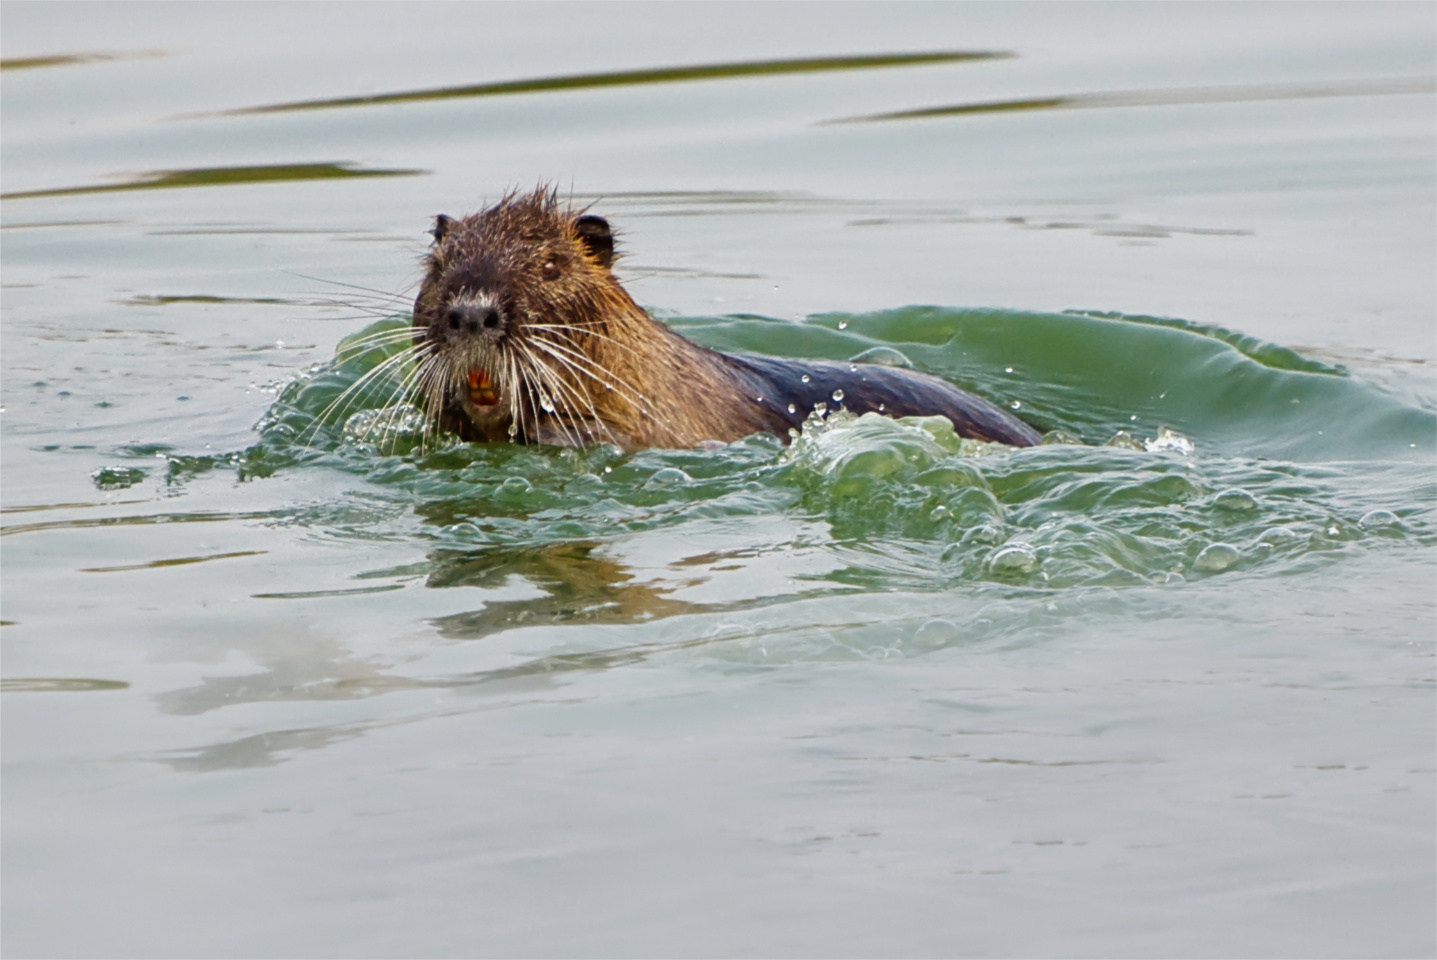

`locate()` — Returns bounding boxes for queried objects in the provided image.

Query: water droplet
[837,320,848,330]
[508,423,519,438]
[878,403,885,412]
[801,374,811,383]
[849,364,858,372]
[1130,414,1138,421]
[813,402,828,416]
[787,403,796,414]
[1005,366,1014,374]
[603,466,612,473]
[1010,400,1021,410]
[832,389,845,402]
[1194,543,1241,573]
[539,395,555,412]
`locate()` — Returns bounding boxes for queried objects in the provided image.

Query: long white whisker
[299,344,425,446]
[522,339,617,444]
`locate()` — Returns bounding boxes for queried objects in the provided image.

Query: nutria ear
[431,214,455,244]
[575,215,614,268]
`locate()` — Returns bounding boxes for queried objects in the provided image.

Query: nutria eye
[541,260,560,281]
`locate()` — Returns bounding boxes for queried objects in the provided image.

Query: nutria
[409,188,1041,451]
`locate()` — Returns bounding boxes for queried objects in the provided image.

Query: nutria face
[411,189,625,443]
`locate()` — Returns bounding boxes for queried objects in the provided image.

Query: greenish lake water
[3,4,1433,957]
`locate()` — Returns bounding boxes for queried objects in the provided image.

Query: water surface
[2,4,1433,957]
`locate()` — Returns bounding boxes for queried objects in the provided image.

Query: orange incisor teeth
[467,368,498,406]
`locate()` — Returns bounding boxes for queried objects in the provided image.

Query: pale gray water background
[2,3,1434,957]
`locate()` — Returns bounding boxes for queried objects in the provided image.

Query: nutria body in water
[410,189,1041,450]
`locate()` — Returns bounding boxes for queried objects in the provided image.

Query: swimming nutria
[410,188,1041,450]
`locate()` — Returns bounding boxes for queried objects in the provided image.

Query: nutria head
[411,187,638,444]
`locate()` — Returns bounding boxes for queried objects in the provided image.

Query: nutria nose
[446,303,504,336]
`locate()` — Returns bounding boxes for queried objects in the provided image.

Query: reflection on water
[162,723,370,772]
[426,540,790,641]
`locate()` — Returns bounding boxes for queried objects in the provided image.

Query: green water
[220,309,1432,606]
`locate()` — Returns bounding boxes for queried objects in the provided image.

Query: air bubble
[1213,488,1257,511]
[1358,509,1398,529]
[1005,366,1014,374]
[988,544,1038,574]
[848,346,913,369]
[832,389,844,402]
[1010,400,1021,410]
[801,374,811,383]
[1257,526,1298,546]
[1194,543,1240,572]
[910,619,960,650]
[497,476,531,496]
[838,320,848,330]
[646,467,692,487]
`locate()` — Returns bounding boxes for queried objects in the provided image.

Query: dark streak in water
[1,499,149,514]
[252,585,406,599]
[1,162,425,202]
[827,77,1437,124]
[1,510,275,537]
[0,220,127,231]
[210,51,1013,116]
[117,294,295,307]
[81,550,267,573]
[0,50,167,71]
[1,678,130,692]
